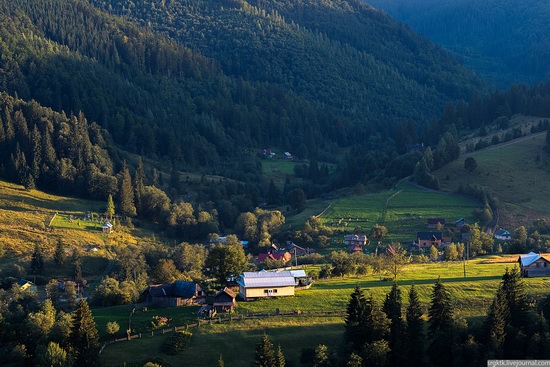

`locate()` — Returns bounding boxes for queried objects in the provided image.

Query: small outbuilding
[494,229,512,241]
[18,279,37,294]
[212,287,237,312]
[102,221,113,234]
[427,218,445,228]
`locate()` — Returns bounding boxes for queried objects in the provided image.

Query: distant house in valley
[258,149,276,159]
[148,281,204,307]
[286,241,310,256]
[18,279,37,294]
[427,218,445,228]
[494,229,512,241]
[344,234,368,246]
[455,218,466,229]
[284,152,293,159]
[518,252,550,277]
[416,232,443,248]
[257,252,291,264]
[211,287,237,312]
[237,271,296,301]
[102,221,113,234]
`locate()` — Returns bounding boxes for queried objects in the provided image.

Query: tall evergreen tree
[71,299,99,366]
[134,157,146,213]
[345,285,367,350]
[218,354,225,367]
[383,283,404,365]
[253,333,276,367]
[406,285,425,367]
[502,267,529,328]
[106,194,115,220]
[31,244,45,274]
[275,344,286,367]
[312,344,330,367]
[54,239,66,266]
[428,278,454,337]
[427,278,455,367]
[267,179,281,205]
[118,163,136,218]
[484,285,509,358]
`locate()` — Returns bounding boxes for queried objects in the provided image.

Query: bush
[161,331,193,355]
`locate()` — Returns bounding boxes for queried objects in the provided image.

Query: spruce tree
[71,299,99,366]
[275,344,286,367]
[54,239,66,266]
[118,163,136,218]
[31,244,45,274]
[218,354,225,367]
[502,267,528,328]
[106,194,115,220]
[428,278,454,337]
[345,285,367,350]
[253,333,276,367]
[383,283,404,365]
[312,344,330,367]
[406,285,425,367]
[484,285,509,358]
[134,157,146,213]
[427,278,455,367]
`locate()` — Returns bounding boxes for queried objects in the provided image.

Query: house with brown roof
[518,252,550,277]
[416,232,442,248]
[427,218,445,228]
[211,287,237,312]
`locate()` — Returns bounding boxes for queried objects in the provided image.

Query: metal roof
[289,270,307,278]
[239,271,295,288]
[520,252,541,267]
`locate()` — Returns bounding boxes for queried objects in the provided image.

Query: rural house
[148,281,204,307]
[416,232,442,248]
[102,221,113,234]
[18,279,37,294]
[344,234,368,246]
[290,269,313,288]
[518,252,550,277]
[211,287,237,312]
[455,218,466,229]
[494,229,512,241]
[237,271,296,301]
[427,218,445,228]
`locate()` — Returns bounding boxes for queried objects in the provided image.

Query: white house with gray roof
[518,252,550,277]
[237,271,296,301]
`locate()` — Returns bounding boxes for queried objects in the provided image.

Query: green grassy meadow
[98,257,550,366]
[319,181,481,244]
[434,133,550,212]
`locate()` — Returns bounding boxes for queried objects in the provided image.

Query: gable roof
[518,252,550,267]
[455,218,465,223]
[427,218,445,225]
[238,271,296,288]
[289,270,307,278]
[103,221,113,228]
[214,287,236,299]
[417,232,442,241]
[495,229,511,236]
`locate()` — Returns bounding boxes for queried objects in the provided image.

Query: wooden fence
[101,310,346,352]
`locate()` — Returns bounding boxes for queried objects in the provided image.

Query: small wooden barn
[212,287,237,312]
[102,221,113,234]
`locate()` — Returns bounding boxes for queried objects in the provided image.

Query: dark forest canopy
[0,0,486,170]
[366,0,550,88]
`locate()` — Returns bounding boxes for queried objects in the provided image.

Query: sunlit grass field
[99,257,550,367]
[319,180,481,243]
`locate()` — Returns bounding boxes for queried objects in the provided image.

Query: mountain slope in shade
[366,0,550,87]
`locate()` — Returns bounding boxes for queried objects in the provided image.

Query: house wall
[240,285,295,301]
[523,260,550,277]
[418,240,441,248]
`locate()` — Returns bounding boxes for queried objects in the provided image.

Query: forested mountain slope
[366,0,550,87]
[0,0,485,171]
